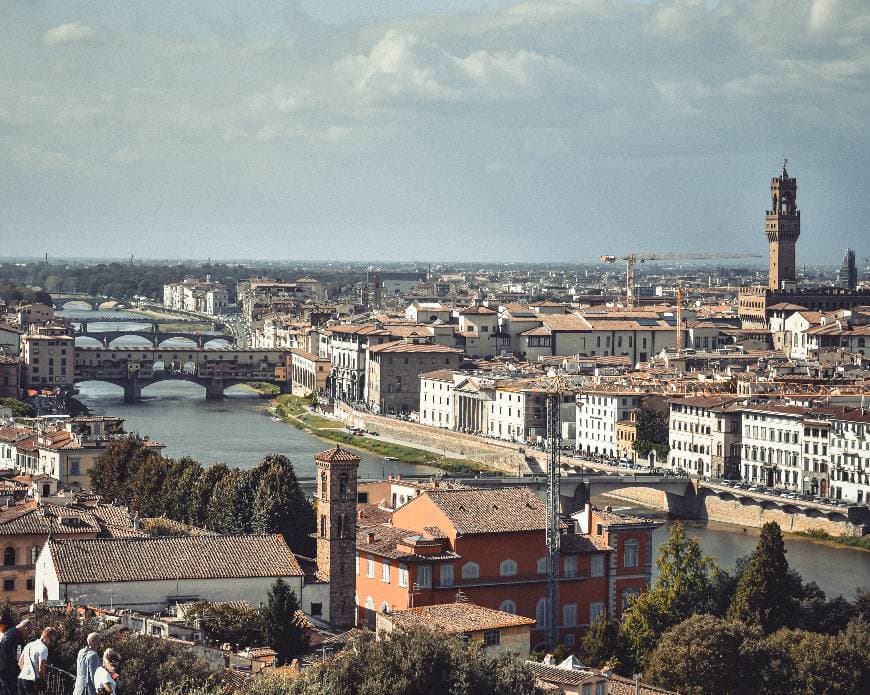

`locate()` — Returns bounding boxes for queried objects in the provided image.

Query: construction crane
[541,373,578,649]
[599,252,762,310]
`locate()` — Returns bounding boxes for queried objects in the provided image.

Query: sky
[1,0,868,264]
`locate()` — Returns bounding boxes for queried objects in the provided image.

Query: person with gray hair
[73,632,102,695]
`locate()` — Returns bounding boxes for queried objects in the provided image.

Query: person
[93,649,119,694]
[17,627,54,695]
[73,632,102,695]
[0,621,31,695]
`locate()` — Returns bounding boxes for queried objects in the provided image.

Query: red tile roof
[314,445,361,463]
[387,603,535,633]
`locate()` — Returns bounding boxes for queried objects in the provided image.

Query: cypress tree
[728,522,797,633]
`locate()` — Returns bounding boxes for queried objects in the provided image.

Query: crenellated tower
[314,445,360,628]
[765,160,800,290]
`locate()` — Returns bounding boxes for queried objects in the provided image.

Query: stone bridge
[51,293,117,310]
[74,346,289,401]
[76,329,230,348]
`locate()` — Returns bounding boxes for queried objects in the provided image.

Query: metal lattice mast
[545,385,562,649]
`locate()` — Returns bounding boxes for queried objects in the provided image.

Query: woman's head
[103,648,121,672]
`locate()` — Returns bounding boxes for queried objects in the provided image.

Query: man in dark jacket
[0,619,31,695]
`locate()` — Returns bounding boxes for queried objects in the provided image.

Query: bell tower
[765,160,800,290]
[314,445,360,628]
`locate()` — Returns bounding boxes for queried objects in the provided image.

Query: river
[64,309,868,599]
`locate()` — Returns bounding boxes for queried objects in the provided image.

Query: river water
[64,310,868,599]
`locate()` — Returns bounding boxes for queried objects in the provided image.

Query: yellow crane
[599,252,762,310]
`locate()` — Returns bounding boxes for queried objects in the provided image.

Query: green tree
[633,404,670,460]
[129,454,171,516]
[728,522,797,633]
[90,439,154,503]
[288,629,536,695]
[160,457,202,522]
[645,615,759,695]
[106,633,224,695]
[206,468,253,533]
[251,454,316,555]
[262,579,309,665]
[0,398,35,417]
[183,601,266,650]
[620,522,718,668]
[188,463,229,528]
[581,614,620,668]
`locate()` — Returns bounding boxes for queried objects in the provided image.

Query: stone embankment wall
[605,484,864,537]
[333,403,534,474]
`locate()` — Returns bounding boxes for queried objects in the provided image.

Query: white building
[418,370,456,429]
[739,405,807,491]
[668,396,742,479]
[163,278,228,316]
[575,391,643,458]
[828,409,870,503]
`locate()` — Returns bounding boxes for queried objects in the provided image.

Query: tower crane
[599,252,762,310]
[541,373,580,648]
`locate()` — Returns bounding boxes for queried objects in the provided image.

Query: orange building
[355,486,658,650]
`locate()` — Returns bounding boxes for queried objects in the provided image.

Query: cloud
[42,22,96,46]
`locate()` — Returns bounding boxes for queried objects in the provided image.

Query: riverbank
[238,382,281,397]
[272,396,495,475]
[796,528,870,551]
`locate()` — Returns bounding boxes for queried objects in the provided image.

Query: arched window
[499,559,518,577]
[536,557,549,575]
[320,472,327,501]
[380,601,390,614]
[499,600,517,615]
[2,547,14,567]
[337,514,345,538]
[339,473,348,500]
[364,597,375,627]
[461,562,479,579]
[535,597,550,627]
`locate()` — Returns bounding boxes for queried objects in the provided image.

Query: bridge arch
[61,300,95,311]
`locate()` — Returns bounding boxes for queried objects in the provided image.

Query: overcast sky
[1,1,868,264]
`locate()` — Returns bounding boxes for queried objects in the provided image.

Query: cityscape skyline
[3,2,869,262]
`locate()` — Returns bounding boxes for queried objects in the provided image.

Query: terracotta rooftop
[387,603,535,633]
[49,534,302,584]
[314,445,362,463]
[459,305,497,315]
[419,369,455,381]
[424,487,547,535]
[368,340,462,354]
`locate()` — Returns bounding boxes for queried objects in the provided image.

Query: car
[748,486,761,492]
[836,501,849,508]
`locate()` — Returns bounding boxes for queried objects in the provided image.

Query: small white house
[36,534,304,612]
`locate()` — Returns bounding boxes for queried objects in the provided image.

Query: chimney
[367,532,375,544]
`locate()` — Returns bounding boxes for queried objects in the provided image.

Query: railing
[45,665,75,695]
[0,666,75,695]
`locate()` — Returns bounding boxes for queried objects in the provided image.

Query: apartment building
[163,277,228,316]
[576,391,643,458]
[828,409,870,503]
[418,370,455,429]
[739,405,807,490]
[20,333,75,389]
[355,486,659,650]
[668,396,742,479]
[365,339,462,415]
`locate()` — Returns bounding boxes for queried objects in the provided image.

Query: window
[150,626,163,636]
[2,548,14,567]
[339,473,348,499]
[355,554,359,575]
[483,629,500,646]
[589,602,605,624]
[399,564,408,587]
[382,560,390,583]
[461,562,479,580]
[591,554,604,577]
[499,600,516,614]
[367,556,375,578]
[563,603,577,627]
[536,597,549,627]
[319,514,326,538]
[564,634,576,647]
[622,588,639,612]
[440,564,454,587]
[583,686,592,695]
[536,557,549,575]
[310,602,322,617]
[417,564,432,588]
[596,683,606,695]
[564,556,577,578]
[623,541,639,568]
[500,559,518,577]
[2,579,12,592]
[69,459,80,476]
